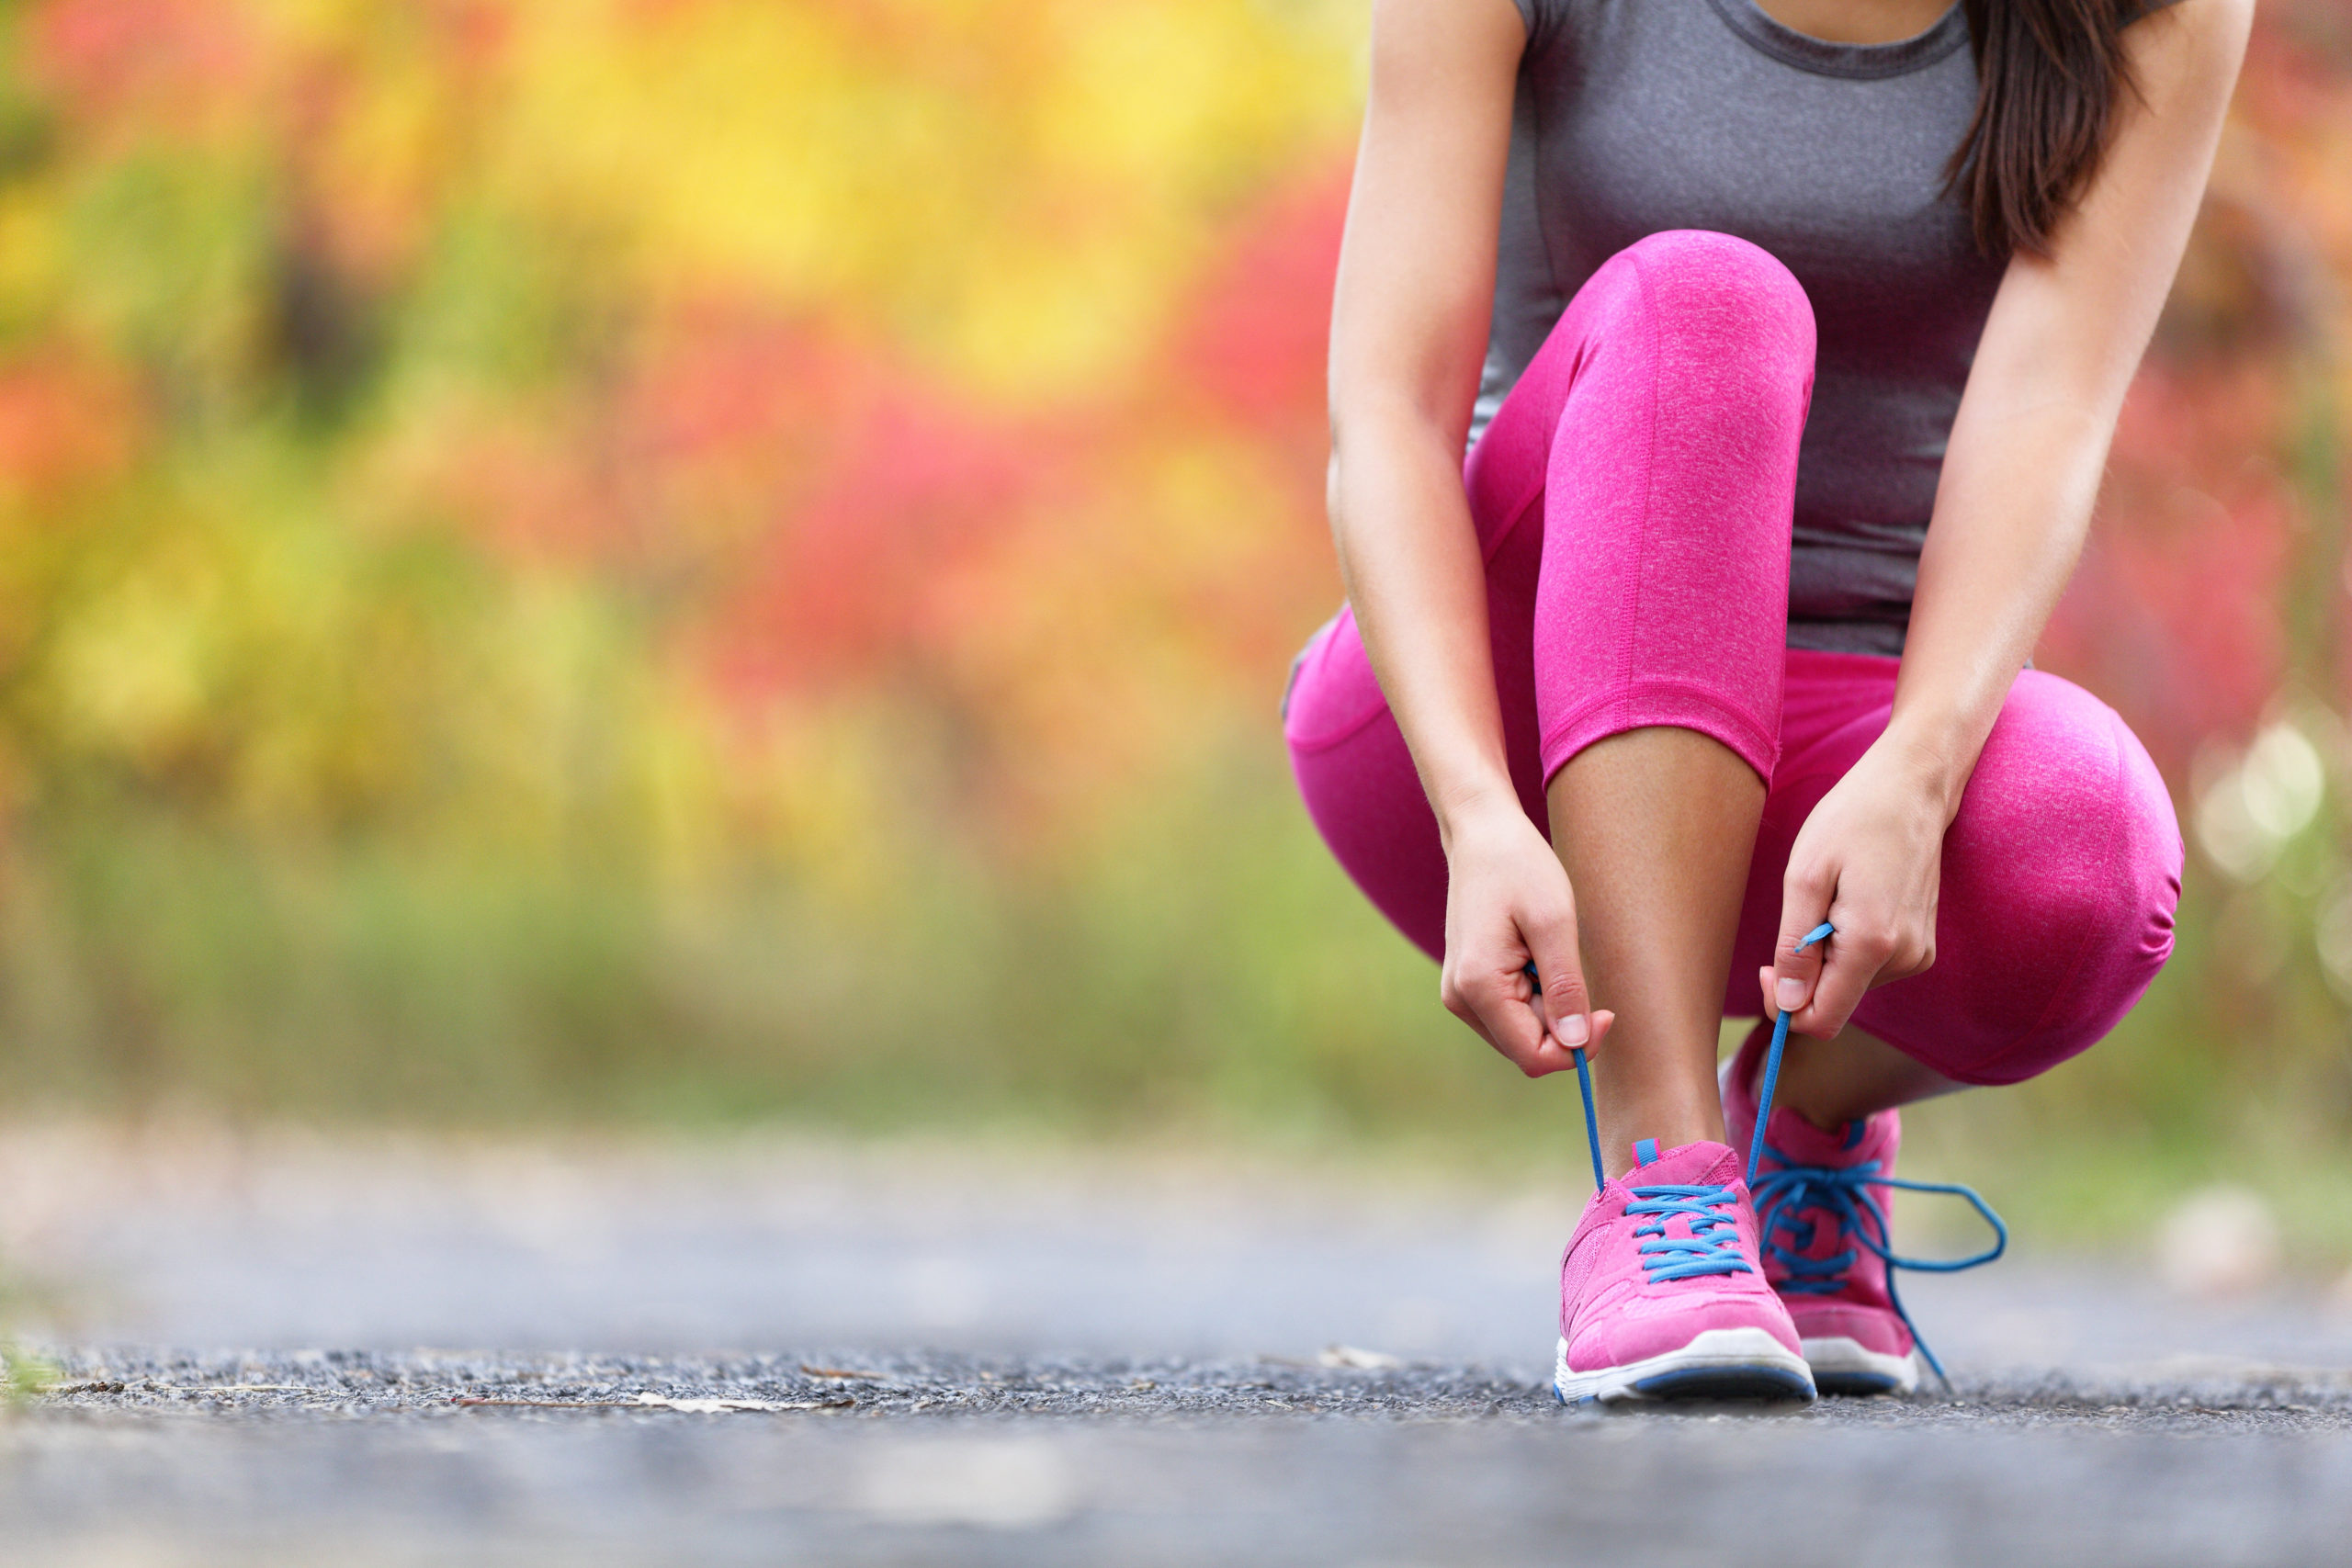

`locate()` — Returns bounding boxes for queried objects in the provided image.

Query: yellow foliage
[475,0,1363,395]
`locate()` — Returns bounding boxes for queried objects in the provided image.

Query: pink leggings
[1284,231,2182,1087]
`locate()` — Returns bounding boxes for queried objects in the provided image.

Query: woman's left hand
[1759,737,1954,1038]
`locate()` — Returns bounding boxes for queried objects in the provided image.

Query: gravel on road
[10,1124,2352,1565]
[13,1348,2352,1568]
[12,1347,2352,1568]
[24,1345,2352,1431]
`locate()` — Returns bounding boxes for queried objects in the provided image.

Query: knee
[1616,230,1816,383]
[1936,679,2183,1082]
[1967,677,2182,930]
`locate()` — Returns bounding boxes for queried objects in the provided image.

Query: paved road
[7,1123,2352,1565]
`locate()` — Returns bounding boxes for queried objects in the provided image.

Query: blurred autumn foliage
[0,0,2346,1212]
[0,0,1351,855]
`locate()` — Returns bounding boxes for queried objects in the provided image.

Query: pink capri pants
[1284,230,2182,1087]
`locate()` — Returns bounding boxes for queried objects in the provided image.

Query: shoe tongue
[1625,1138,1740,1187]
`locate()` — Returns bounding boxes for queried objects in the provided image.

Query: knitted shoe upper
[1557,1137,1804,1373]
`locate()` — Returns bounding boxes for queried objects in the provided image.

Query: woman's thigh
[1726,650,2185,1085]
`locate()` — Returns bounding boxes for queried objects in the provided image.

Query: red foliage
[0,347,143,503]
[28,0,259,132]
[1178,161,1350,446]
[671,165,1363,770]
[705,380,1035,698]
[2040,361,2300,779]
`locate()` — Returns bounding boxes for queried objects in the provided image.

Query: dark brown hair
[1945,0,2144,256]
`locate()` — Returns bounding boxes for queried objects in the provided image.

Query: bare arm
[1329,0,1521,834]
[1770,0,2254,1035]
[1329,0,1611,1073]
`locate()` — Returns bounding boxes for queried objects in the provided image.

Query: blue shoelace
[1530,919,2008,1381]
[1748,1137,2005,1384]
[1625,1183,1752,1282]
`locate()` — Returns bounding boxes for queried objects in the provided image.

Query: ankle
[1597,1108,1730,1179]
[1764,1057,1860,1133]
[1778,1093,1856,1135]
[1741,1029,1861,1134]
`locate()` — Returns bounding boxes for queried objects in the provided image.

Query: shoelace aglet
[1886,1250,1954,1393]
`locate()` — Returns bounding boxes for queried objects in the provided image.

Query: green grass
[0,1247,60,1407]
[1,1340,56,1409]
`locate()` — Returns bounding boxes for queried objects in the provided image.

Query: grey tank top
[1480,0,2162,655]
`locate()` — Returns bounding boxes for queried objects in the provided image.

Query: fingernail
[1557,1012,1590,1047]
[1775,976,1806,1010]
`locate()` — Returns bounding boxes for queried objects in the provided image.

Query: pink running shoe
[1553,1136,1815,1405]
[1721,1026,2005,1396]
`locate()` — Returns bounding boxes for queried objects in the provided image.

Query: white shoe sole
[1554,1326,1816,1406]
[1803,1335,1922,1396]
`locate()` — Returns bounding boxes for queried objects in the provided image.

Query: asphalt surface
[8,1124,2352,1565]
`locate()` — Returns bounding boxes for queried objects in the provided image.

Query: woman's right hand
[1438,801,1615,1077]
